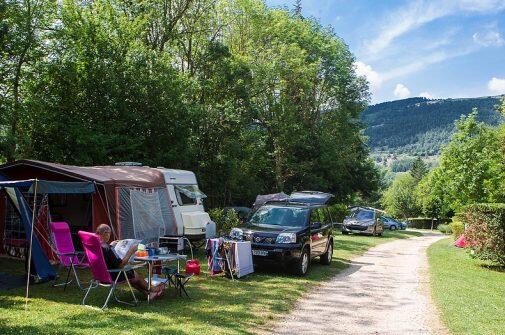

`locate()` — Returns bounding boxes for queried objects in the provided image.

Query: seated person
[95,224,163,300]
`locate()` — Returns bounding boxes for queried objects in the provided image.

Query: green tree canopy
[1,0,379,207]
[416,111,505,216]
[382,173,420,219]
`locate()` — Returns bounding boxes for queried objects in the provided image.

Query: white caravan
[155,168,213,240]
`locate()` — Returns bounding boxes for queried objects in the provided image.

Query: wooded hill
[363,96,504,156]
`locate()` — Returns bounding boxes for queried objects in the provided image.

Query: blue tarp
[0,179,95,281]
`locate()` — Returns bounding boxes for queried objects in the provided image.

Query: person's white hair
[96,224,111,235]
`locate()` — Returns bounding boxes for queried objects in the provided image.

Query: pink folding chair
[78,231,140,309]
[50,221,89,290]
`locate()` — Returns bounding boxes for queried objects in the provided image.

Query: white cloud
[488,77,505,94]
[366,0,505,55]
[419,91,434,99]
[394,84,411,99]
[354,61,383,93]
[473,30,505,47]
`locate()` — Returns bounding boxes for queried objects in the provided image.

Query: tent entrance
[48,193,92,249]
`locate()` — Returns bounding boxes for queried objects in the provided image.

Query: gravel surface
[268,231,449,335]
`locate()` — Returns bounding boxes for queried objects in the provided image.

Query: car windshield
[248,205,309,227]
[350,210,374,220]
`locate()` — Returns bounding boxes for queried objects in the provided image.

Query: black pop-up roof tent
[0,177,95,307]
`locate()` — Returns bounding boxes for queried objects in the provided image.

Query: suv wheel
[320,240,333,265]
[293,247,310,276]
[390,225,397,231]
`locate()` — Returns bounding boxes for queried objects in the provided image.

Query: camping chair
[50,221,89,290]
[78,231,141,310]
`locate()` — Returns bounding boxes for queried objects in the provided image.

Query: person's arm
[119,244,138,267]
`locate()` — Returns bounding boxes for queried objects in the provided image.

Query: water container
[185,259,201,275]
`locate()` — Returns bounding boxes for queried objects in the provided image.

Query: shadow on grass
[481,264,505,273]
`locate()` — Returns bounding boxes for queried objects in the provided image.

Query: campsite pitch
[0,231,421,335]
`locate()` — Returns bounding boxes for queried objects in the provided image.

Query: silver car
[342,207,385,236]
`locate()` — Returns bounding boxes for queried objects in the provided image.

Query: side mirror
[312,222,322,229]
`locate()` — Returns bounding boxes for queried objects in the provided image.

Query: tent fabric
[0,160,165,188]
[5,187,56,280]
[0,179,94,194]
[0,180,34,188]
[454,234,468,248]
[289,191,334,205]
[29,180,95,194]
[0,160,172,242]
[119,188,176,242]
[252,192,289,211]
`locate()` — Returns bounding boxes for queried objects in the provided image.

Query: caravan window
[175,185,206,206]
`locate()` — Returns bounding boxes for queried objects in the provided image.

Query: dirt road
[269,232,449,335]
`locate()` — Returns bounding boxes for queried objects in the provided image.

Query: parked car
[342,207,384,236]
[399,221,407,230]
[381,216,405,230]
[230,191,334,275]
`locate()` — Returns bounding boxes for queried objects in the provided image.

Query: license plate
[252,249,268,256]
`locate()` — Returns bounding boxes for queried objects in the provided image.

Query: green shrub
[462,203,505,266]
[449,218,465,239]
[208,208,241,235]
[327,203,349,223]
[437,224,452,234]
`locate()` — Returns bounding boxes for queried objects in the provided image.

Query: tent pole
[25,179,38,310]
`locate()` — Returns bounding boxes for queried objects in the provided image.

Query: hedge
[406,218,451,229]
[461,203,505,266]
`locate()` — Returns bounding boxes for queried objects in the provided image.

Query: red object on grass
[454,234,468,248]
[185,259,201,275]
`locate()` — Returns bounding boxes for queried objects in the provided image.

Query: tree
[0,0,56,162]
[3,0,380,208]
[293,0,302,16]
[382,173,420,219]
[410,156,428,182]
[416,111,505,215]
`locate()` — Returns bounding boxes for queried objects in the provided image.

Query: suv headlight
[230,228,244,240]
[276,233,296,244]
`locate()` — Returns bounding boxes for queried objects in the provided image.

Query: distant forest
[363,96,504,156]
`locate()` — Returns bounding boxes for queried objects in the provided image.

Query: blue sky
[266,0,505,103]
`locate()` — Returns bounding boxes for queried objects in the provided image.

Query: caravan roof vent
[114,162,143,166]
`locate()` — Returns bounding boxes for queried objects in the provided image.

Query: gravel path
[269,231,449,335]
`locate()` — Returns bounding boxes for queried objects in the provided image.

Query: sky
[265,0,505,104]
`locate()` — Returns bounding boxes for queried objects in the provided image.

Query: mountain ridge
[362,95,504,157]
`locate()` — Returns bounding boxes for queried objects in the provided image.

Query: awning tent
[0,178,95,280]
[0,160,177,246]
[0,177,95,307]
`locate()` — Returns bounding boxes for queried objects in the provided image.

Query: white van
[156,168,212,240]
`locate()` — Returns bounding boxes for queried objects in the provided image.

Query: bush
[437,224,452,234]
[449,218,465,239]
[327,203,350,223]
[462,203,505,266]
[208,208,241,235]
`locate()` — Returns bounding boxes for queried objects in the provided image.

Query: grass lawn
[0,230,421,335]
[428,238,505,335]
